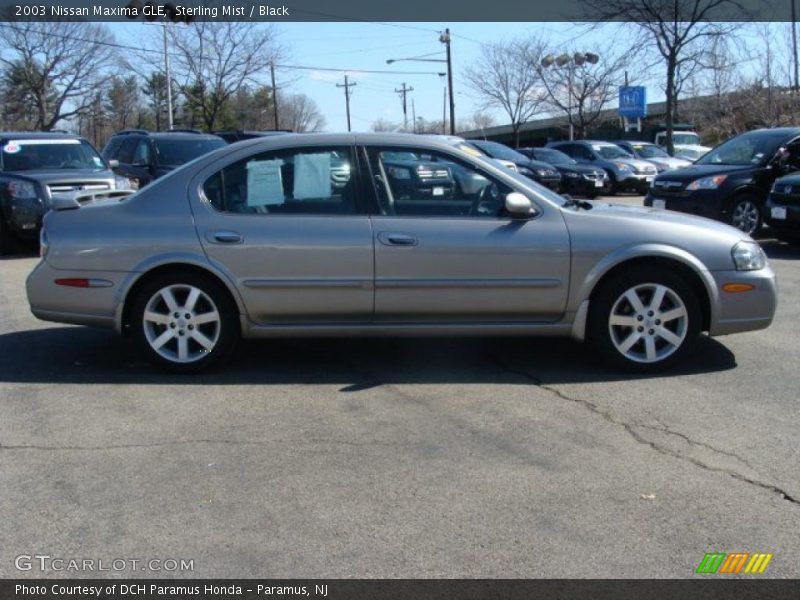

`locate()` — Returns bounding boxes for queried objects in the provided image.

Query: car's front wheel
[729,195,762,235]
[589,268,701,370]
[130,272,239,373]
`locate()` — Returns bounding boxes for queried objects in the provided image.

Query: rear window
[1,139,106,172]
[155,138,227,167]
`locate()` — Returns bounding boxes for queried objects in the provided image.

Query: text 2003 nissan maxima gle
[26,133,777,372]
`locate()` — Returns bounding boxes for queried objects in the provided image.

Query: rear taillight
[55,278,90,287]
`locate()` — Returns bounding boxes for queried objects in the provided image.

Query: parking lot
[1,194,798,578]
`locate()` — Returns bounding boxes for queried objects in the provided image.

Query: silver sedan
[26,133,777,372]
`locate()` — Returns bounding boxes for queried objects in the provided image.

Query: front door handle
[378,232,418,246]
[208,230,243,244]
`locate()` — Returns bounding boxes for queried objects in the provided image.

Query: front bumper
[764,195,800,231]
[617,172,655,192]
[5,198,46,239]
[561,175,606,196]
[708,266,777,336]
[644,189,725,220]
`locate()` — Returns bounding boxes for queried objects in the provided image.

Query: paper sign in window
[246,159,284,206]
[293,153,332,200]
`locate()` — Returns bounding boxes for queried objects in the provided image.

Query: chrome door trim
[242,278,373,289]
[374,277,562,289]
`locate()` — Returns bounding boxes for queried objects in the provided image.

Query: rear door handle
[378,232,418,247]
[207,230,243,244]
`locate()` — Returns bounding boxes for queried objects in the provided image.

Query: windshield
[696,131,789,166]
[1,139,107,172]
[673,133,701,145]
[469,140,528,163]
[593,144,632,159]
[154,138,226,167]
[631,143,669,158]
[534,148,575,165]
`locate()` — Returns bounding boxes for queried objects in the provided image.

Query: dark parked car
[214,130,292,144]
[547,140,657,194]
[645,128,800,235]
[0,132,129,254]
[380,151,456,200]
[102,129,226,189]
[518,147,608,197]
[465,139,562,191]
[765,173,800,242]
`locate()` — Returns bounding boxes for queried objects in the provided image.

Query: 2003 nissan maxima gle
[26,133,777,372]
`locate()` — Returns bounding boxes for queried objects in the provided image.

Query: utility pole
[411,99,417,133]
[156,23,173,130]
[440,28,455,135]
[336,74,357,132]
[793,0,799,92]
[442,87,447,134]
[270,62,279,130]
[395,83,414,131]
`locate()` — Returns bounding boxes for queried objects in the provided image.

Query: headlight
[7,180,37,199]
[387,166,411,180]
[687,175,727,190]
[517,167,534,177]
[114,175,133,190]
[731,241,766,271]
[614,162,633,172]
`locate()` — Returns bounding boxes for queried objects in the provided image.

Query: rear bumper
[26,260,124,330]
[708,267,777,335]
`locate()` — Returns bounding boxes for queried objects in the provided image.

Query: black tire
[130,271,240,373]
[728,194,763,236]
[0,214,16,256]
[588,267,702,371]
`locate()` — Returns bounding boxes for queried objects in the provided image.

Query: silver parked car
[27,133,777,372]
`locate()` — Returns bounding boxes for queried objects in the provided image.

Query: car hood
[4,168,115,183]
[653,163,754,183]
[606,157,654,170]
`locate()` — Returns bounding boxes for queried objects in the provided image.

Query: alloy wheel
[608,283,688,364]
[142,284,221,364]
[731,200,760,235]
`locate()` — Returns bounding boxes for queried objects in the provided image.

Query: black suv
[0,132,125,254]
[518,146,609,197]
[102,129,226,188]
[214,130,292,143]
[645,127,800,235]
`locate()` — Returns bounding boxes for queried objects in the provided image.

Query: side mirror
[107,159,119,168]
[505,192,534,217]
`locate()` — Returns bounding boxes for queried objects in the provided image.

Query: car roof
[110,129,224,141]
[1,131,85,141]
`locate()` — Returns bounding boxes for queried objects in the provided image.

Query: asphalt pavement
[1,197,798,578]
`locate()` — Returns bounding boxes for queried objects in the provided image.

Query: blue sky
[111,21,788,133]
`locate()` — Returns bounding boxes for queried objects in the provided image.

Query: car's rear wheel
[131,272,239,373]
[729,195,762,235]
[0,214,15,255]
[589,268,701,370]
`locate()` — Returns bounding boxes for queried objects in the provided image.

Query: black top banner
[2,579,800,600]
[0,0,793,22]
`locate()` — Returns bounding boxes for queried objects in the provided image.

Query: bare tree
[167,22,281,131]
[0,22,116,131]
[278,92,326,132]
[371,118,401,132]
[464,38,548,147]
[538,49,630,139]
[584,0,745,154]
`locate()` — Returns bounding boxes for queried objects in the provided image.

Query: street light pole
[440,29,455,135]
[162,23,173,130]
[541,52,600,142]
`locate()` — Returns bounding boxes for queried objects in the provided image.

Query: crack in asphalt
[0,438,419,451]
[489,356,799,507]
